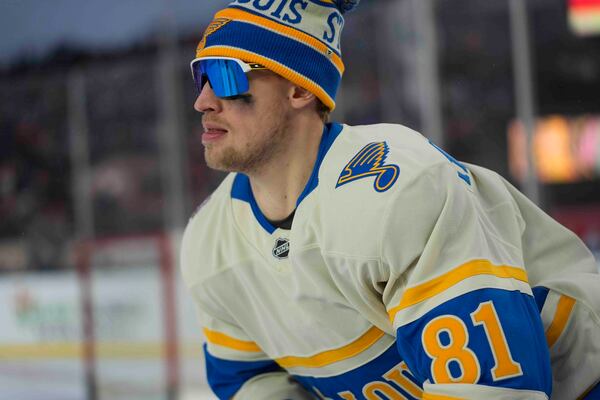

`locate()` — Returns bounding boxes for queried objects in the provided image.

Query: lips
[202,122,228,143]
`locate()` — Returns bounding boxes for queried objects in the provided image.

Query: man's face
[194,69,294,174]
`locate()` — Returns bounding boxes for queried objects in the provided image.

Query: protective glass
[190,57,266,98]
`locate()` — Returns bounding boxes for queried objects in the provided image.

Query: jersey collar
[231,122,344,234]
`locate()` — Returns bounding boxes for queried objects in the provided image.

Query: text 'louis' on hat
[196,0,361,111]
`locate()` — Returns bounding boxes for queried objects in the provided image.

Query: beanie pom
[334,0,360,14]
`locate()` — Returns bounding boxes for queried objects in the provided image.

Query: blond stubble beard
[204,105,292,174]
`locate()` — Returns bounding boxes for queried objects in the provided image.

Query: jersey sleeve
[381,162,552,399]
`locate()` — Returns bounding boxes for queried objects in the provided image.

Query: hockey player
[181,0,600,398]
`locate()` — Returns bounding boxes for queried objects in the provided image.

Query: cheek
[228,96,255,110]
[223,94,287,137]
[221,102,254,132]
[226,100,264,127]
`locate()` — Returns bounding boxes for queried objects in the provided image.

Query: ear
[288,85,317,110]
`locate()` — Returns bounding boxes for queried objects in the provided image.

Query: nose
[194,82,222,113]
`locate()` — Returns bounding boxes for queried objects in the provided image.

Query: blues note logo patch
[336,142,400,192]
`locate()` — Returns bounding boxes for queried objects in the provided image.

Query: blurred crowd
[1,0,599,272]
[0,47,224,271]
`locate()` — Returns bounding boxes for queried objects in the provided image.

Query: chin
[205,156,233,172]
[205,149,244,173]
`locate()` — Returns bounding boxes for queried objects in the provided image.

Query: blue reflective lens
[192,59,250,98]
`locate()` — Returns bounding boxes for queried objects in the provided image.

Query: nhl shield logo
[272,238,290,259]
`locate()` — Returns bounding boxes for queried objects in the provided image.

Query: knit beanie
[195,0,361,111]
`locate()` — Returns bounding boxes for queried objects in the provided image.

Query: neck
[248,116,325,222]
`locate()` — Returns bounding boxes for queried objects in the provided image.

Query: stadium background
[1,0,599,399]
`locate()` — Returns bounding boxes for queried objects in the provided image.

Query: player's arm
[381,161,552,399]
[183,284,313,399]
[180,223,314,400]
[201,319,313,400]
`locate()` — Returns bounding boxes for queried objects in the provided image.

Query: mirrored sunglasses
[190,57,267,98]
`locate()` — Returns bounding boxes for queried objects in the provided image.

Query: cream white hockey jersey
[181,123,600,400]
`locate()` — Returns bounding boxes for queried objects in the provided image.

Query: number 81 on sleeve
[421,301,523,384]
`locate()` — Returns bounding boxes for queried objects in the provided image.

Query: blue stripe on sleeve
[293,344,422,400]
[203,344,283,399]
[532,286,550,312]
[395,288,552,397]
[583,381,600,399]
[205,342,425,399]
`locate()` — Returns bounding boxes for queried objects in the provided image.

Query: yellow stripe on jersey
[275,326,385,368]
[203,328,262,352]
[388,259,529,322]
[545,294,576,348]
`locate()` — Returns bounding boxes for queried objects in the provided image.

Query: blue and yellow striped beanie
[196,0,361,111]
